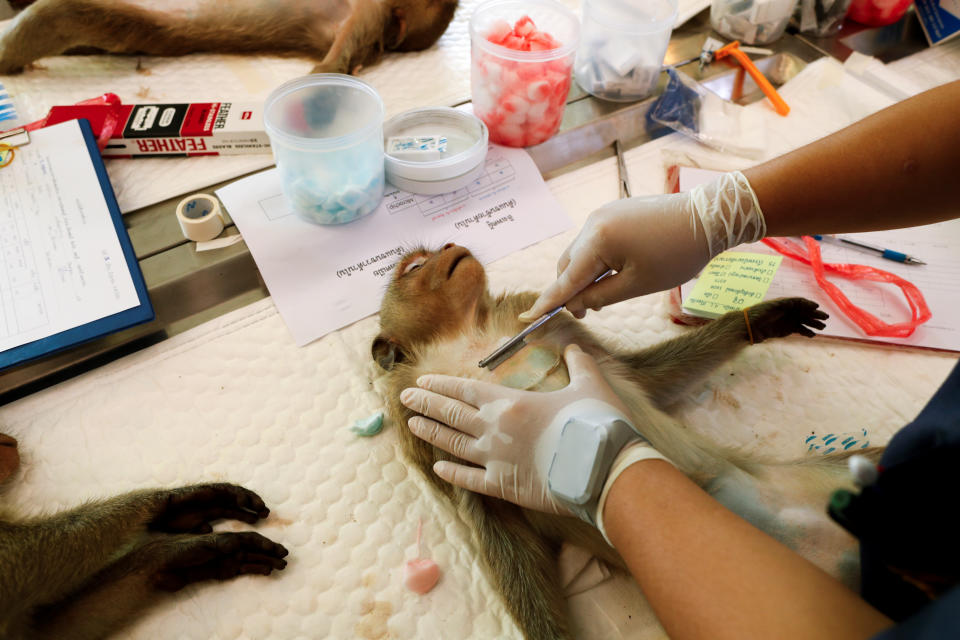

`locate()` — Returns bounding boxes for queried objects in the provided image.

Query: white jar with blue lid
[264,74,385,225]
[383,107,489,196]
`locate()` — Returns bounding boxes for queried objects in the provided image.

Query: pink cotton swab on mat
[403,519,441,594]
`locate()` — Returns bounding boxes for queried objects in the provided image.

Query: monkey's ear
[386,7,408,48]
[0,433,19,484]
[372,336,406,371]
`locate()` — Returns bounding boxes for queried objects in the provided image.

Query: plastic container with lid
[264,74,385,225]
[383,107,489,195]
[575,0,678,102]
[710,0,798,45]
[470,0,580,148]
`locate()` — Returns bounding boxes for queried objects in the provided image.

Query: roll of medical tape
[176,193,225,242]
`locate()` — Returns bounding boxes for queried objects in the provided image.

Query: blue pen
[812,234,926,265]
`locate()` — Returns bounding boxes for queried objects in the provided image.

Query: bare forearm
[603,460,892,640]
[745,79,960,237]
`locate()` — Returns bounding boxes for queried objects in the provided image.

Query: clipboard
[0,118,154,370]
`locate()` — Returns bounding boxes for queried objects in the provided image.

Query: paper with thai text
[216,145,573,346]
[0,121,139,354]
[683,252,782,318]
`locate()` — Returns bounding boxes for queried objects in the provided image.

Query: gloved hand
[399,345,670,529]
[519,171,766,321]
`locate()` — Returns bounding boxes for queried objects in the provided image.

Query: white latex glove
[519,171,766,321]
[400,345,645,519]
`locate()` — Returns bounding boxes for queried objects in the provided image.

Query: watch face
[548,419,606,505]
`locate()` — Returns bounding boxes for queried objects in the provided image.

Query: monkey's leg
[29,532,288,640]
[0,0,329,74]
[310,0,387,74]
[0,483,269,612]
[618,297,827,407]
[463,495,573,640]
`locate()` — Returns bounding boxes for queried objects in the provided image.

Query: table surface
[0,9,934,404]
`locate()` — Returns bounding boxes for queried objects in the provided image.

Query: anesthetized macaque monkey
[0,432,288,639]
[0,0,459,75]
[372,244,881,640]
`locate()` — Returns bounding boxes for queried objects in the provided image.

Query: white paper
[678,167,960,352]
[0,120,140,353]
[216,145,573,346]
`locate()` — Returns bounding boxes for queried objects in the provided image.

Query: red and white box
[40,101,270,157]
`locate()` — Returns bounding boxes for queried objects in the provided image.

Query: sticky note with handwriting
[682,252,783,318]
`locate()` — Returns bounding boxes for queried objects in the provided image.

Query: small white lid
[384,107,488,194]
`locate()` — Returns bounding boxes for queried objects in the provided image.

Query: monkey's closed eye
[402,256,428,275]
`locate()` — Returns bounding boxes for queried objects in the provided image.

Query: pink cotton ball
[513,15,537,38]
[486,19,513,45]
[403,558,441,594]
[527,80,551,103]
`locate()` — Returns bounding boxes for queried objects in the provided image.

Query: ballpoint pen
[812,234,926,266]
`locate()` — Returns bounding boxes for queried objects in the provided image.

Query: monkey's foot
[745,297,828,342]
[150,532,289,592]
[149,483,271,534]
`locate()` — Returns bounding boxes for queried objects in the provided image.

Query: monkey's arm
[602,458,891,640]
[0,483,268,610]
[28,532,287,640]
[617,298,826,408]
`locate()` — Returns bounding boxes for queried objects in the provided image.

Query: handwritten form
[216,145,572,346]
[678,168,960,352]
[683,252,782,318]
[0,121,140,354]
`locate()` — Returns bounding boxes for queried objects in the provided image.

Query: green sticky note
[683,252,782,318]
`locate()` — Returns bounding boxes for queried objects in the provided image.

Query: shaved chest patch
[489,343,570,391]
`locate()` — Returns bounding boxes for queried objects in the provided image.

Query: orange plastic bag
[762,236,931,338]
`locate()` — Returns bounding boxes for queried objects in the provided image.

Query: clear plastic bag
[647,68,767,159]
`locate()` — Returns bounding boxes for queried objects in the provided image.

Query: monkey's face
[373,244,489,370]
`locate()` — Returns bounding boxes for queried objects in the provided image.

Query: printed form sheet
[0,121,139,353]
[217,145,573,346]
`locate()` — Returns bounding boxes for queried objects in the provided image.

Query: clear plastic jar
[575,0,678,102]
[710,0,798,45]
[470,0,580,147]
[264,74,385,225]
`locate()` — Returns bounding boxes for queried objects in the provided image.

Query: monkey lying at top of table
[0,431,288,640]
[0,0,458,75]
[371,243,882,640]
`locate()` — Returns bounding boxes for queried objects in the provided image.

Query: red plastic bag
[762,236,931,338]
[22,93,124,150]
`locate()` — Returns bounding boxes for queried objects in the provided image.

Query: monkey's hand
[148,483,271,534]
[150,532,289,592]
[746,297,828,342]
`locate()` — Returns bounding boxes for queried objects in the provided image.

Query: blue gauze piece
[350,411,385,437]
[646,68,701,135]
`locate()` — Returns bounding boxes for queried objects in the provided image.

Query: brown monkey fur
[0,0,458,75]
[0,432,288,640]
[372,244,882,640]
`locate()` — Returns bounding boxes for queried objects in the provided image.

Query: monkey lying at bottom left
[0,432,288,639]
[372,243,881,640]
